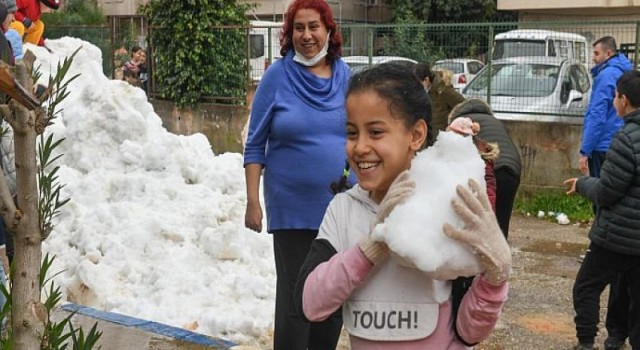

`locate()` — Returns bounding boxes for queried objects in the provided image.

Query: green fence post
[486,26,494,105]
[367,25,374,66]
[635,22,640,69]
[268,27,273,65]
[246,26,251,105]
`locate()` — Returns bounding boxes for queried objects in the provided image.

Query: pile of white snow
[25,38,275,345]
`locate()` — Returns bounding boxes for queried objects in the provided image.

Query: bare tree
[0,50,78,349]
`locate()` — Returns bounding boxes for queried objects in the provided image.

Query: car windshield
[493,40,546,59]
[464,63,560,97]
[433,61,464,74]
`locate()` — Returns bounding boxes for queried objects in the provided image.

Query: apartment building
[98,0,390,22]
[97,0,149,16]
[498,0,640,51]
[240,0,391,23]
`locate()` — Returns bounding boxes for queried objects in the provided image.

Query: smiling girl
[294,63,511,349]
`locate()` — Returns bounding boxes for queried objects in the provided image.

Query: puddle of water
[521,240,586,257]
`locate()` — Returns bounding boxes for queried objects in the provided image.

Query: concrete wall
[151,100,249,155]
[502,120,583,191]
[151,98,584,191]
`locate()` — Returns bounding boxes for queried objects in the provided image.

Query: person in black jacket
[448,99,522,239]
[565,70,640,350]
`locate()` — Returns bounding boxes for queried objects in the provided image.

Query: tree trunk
[10,61,44,350]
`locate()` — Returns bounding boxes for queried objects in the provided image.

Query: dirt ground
[474,214,598,350]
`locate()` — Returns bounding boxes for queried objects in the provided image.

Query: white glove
[442,178,511,285]
[359,170,415,266]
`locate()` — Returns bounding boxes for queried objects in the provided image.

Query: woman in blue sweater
[243,0,351,348]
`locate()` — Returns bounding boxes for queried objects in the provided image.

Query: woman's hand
[245,200,263,232]
[443,178,511,285]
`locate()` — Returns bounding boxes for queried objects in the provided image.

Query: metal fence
[47,20,640,115]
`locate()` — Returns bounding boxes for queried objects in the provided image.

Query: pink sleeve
[302,245,373,322]
[456,275,508,344]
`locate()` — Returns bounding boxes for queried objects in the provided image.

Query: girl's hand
[374,170,415,225]
[360,170,415,266]
[443,179,511,285]
[564,178,578,195]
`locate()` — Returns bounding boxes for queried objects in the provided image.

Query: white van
[249,21,283,81]
[493,29,589,65]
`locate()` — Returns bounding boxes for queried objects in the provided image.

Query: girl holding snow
[294,63,511,349]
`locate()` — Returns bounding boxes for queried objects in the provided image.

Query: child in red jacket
[9,0,58,45]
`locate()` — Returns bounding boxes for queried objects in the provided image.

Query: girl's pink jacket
[301,186,508,349]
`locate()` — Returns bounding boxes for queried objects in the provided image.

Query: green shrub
[141,0,253,107]
[514,189,593,223]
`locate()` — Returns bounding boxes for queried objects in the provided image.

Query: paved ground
[476,214,621,350]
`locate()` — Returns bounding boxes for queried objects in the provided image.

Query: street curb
[61,303,237,348]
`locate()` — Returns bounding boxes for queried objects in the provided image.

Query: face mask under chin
[293,31,331,67]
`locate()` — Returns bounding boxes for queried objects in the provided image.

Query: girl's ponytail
[329,160,353,194]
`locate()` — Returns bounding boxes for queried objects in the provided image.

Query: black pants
[607,275,630,342]
[494,167,520,239]
[573,243,640,346]
[588,151,607,215]
[272,229,342,350]
[587,151,630,343]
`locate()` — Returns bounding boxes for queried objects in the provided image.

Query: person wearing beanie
[448,99,521,239]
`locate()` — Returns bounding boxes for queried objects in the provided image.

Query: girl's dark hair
[131,45,143,57]
[349,62,433,146]
[329,160,353,194]
[413,62,435,83]
[616,70,640,108]
[280,0,343,62]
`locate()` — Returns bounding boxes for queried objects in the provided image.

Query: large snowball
[371,131,485,279]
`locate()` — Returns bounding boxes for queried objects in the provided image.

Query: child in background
[565,70,640,350]
[0,2,22,61]
[10,0,59,45]
[122,45,146,88]
[294,63,510,349]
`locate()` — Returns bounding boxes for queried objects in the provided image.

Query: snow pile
[25,38,275,345]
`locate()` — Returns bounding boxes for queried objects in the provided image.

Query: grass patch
[515,189,593,223]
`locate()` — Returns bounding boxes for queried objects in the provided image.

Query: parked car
[462,56,591,122]
[432,58,484,91]
[342,56,417,74]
